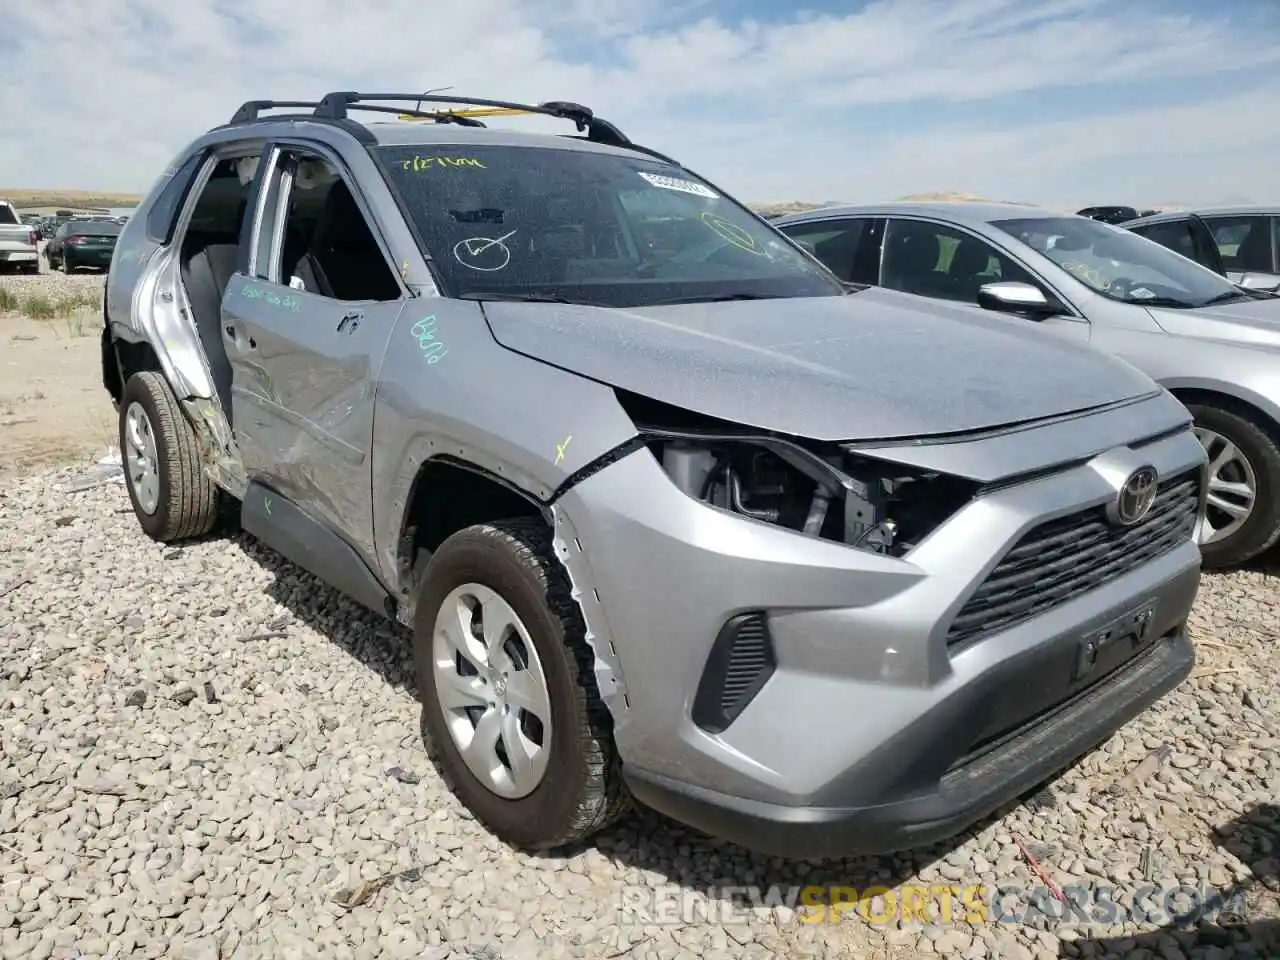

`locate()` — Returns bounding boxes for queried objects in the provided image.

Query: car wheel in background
[413,519,629,851]
[118,371,222,542]
[1188,402,1280,569]
[60,254,72,273]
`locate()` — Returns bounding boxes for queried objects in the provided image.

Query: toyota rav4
[100,92,1206,858]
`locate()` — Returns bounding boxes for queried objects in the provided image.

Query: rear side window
[145,150,206,244]
[1132,220,1197,262]
[777,219,865,281]
[0,204,18,226]
[1204,215,1275,273]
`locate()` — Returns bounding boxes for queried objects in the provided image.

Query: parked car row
[97,91,1212,863]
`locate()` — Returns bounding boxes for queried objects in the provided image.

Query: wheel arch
[396,455,549,590]
[395,453,632,725]
[1164,380,1280,442]
[104,324,164,406]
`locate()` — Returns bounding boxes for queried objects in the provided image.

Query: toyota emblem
[1109,465,1159,527]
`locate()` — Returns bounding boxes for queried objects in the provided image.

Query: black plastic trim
[691,612,777,734]
[241,480,396,620]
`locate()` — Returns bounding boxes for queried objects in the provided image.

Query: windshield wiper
[1124,295,1197,309]
[1197,290,1255,307]
[645,292,786,306]
[458,291,607,306]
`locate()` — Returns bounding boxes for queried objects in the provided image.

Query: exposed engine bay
[645,433,976,558]
[614,389,981,557]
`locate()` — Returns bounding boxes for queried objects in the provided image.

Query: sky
[2,0,1279,208]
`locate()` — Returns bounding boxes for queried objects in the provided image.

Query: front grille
[946,471,1200,648]
[692,612,777,734]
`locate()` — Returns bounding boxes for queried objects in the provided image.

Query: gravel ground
[0,246,107,302]
[2,464,1278,960]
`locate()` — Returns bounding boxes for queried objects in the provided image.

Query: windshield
[376,143,842,306]
[991,216,1245,307]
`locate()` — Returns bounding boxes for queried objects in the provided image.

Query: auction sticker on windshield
[637,171,718,199]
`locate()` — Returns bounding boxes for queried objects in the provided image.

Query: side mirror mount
[977,281,1062,319]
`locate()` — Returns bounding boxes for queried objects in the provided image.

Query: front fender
[369,299,640,590]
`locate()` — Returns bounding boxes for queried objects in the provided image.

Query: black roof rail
[311,92,633,147]
[230,100,325,123]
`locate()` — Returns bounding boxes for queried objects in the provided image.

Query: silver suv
[101,92,1205,859]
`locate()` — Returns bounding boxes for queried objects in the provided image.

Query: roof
[777,200,1066,225]
[218,92,663,162]
[1124,204,1280,227]
[358,122,643,159]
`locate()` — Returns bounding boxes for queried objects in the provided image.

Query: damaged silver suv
[101,92,1207,859]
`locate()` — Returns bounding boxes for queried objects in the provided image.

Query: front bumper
[625,623,1194,858]
[552,393,1206,855]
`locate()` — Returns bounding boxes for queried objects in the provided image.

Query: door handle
[337,311,363,334]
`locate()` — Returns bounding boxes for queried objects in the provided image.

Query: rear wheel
[119,371,221,542]
[414,519,628,850]
[1188,402,1280,569]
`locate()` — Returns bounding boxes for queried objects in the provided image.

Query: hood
[482,287,1159,441]
[1147,296,1280,350]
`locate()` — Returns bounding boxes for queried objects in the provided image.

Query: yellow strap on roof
[396,106,535,122]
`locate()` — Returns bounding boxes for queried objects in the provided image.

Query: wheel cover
[431,582,553,799]
[1193,426,1257,545]
[124,402,160,515]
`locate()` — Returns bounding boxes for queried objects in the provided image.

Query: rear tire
[118,371,221,542]
[1188,402,1280,569]
[413,519,629,850]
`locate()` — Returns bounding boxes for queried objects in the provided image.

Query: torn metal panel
[550,503,630,725]
[181,397,247,497]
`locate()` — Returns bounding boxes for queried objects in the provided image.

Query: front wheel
[118,371,222,542]
[413,519,628,850]
[1188,402,1280,569]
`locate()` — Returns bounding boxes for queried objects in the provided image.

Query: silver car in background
[775,202,1280,568]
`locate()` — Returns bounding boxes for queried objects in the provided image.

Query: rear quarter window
[145,150,206,244]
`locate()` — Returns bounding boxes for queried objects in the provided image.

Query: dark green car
[45,219,122,272]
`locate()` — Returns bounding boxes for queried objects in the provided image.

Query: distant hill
[1,188,143,209]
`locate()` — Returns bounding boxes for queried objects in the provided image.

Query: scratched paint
[410,315,448,365]
[401,155,486,172]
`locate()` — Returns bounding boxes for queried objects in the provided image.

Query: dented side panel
[369,298,641,594]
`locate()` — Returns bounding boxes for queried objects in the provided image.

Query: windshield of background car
[991,216,1241,307]
[376,143,843,306]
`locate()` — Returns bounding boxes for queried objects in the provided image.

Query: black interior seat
[308,182,399,301]
[180,230,239,419]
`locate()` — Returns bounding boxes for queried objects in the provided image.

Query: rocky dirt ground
[1,270,1278,960]
[0,267,116,470]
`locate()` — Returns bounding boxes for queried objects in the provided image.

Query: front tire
[1188,402,1280,569]
[118,371,221,542]
[414,519,628,850]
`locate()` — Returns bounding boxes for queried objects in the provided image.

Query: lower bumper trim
[624,627,1194,860]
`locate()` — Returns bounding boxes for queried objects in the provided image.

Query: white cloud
[2,0,1278,206]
